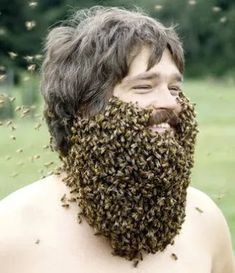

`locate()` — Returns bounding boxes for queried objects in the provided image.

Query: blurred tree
[0,0,234,77]
[149,0,235,77]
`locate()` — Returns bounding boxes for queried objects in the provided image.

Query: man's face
[113,47,182,133]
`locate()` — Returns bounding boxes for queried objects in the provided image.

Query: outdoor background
[0,0,234,248]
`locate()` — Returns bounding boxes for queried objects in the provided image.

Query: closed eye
[169,86,181,91]
[132,85,153,94]
[132,85,152,90]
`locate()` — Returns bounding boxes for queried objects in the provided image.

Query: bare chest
[6,214,212,273]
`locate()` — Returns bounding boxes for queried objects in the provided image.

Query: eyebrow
[123,71,183,85]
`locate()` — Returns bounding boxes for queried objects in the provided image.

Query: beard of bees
[59,94,198,264]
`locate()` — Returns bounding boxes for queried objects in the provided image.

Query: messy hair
[40,6,184,157]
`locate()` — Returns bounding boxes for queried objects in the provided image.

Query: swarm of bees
[59,95,198,265]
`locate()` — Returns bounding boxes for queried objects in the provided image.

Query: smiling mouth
[148,122,173,133]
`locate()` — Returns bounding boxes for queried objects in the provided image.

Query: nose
[151,88,181,114]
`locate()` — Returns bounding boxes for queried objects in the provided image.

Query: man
[0,6,234,273]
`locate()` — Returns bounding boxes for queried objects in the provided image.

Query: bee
[9,97,16,102]
[133,260,139,267]
[171,253,178,260]
[77,214,82,224]
[27,64,36,72]
[23,76,30,82]
[43,145,49,150]
[10,172,19,178]
[25,21,36,31]
[23,108,31,115]
[35,239,40,244]
[29,1,38,8]
[10,135,16,141]
[60,193,67,202]
[34,123,42,130]
[15,106,22,112]
[44,161,54,168]
[8,52,18,59]
[195,207,203,214]
[24,56,34,62]
[35,54,42,60]
[61,203,69,209]
[6,120,13,126]
[220,17,227,24]
[0,74,6,81]
[0,99,5,105]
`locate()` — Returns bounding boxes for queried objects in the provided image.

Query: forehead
[125,46,182,82]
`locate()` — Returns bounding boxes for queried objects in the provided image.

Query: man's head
[41,6,184,156]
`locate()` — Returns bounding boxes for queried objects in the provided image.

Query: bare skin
[0,173,234,273]
[0,47,234,272]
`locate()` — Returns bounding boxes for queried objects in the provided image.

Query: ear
[44,26,75,62]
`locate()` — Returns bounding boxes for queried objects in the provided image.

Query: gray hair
[40,6,184,156]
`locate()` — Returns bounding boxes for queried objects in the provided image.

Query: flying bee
[6,120,13,126]
[43,145,49,150]
[9,96,16,102]
[35,54,42,60]
[15,106,22,112]
[0,99,5,106]
[24,55,34,62]
[23,76,30,82]
[11,172,19,178]
[25,21,36,30]
[10,135,16,141]
[27,64,36,72]
[29,1,38,8]
[34,123,42,130]
[0,74,6,81]
[8,52,18,59]
[21,108,31,117]
[44,161,54,168]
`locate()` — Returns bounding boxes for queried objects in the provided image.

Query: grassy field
[0,78,235,248]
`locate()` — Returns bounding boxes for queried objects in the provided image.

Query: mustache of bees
[59,94,198,265]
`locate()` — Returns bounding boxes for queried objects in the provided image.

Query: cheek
[114,93,150,109]
[113,85,155,108]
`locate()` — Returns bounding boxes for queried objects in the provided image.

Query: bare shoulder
[0,174,68,237]
[187,186,221,210]
[0,174,66,213]
[0,174,69,271]
[187,186,235,273]
[186,186,231,241]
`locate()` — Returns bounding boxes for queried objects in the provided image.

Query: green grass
[0,78,235,248]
